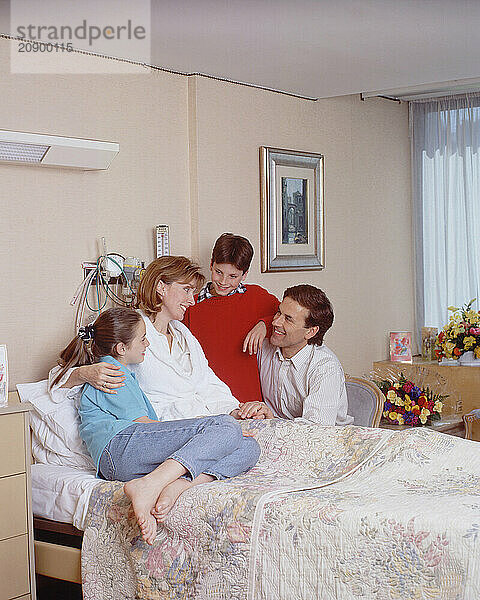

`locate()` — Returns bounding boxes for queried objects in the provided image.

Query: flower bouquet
[435,299,480,361]
[375,372,446,426]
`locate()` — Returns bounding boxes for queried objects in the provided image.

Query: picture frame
[421,326,438,361]
[0,344,8,406]
[389,332,413,363]
[260,146,325,272]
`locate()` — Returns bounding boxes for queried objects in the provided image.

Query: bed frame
[34,517,82,584]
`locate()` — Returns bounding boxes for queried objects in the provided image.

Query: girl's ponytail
[50,328,95,388]
[50,308,141,389]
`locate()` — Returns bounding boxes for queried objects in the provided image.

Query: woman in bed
[58,255,271,421]
[53,257,270,533]
[54,306,260,545]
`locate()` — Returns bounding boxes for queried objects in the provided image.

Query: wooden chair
[345,375,385,428]
[463,409,480,441]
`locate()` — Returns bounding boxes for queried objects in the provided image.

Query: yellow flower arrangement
[436,299,480,360]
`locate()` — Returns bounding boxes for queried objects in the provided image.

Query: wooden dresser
[0,396,36,600]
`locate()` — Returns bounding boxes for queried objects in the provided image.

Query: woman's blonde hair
[135,256,205,318]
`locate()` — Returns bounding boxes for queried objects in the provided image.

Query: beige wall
[192,77,413,375]
[0,37,413,387]
[0,38,191,385]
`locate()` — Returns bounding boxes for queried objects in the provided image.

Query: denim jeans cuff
[98,447,115,480]
[169,454,197,481]
[202,471,222,480]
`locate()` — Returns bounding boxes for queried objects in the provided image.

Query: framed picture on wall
[389,332,413,363]
[260,146,325,272]
[0,344,8,406]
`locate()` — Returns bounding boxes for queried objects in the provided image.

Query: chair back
[345,376,384,427]
[463,409,480,441]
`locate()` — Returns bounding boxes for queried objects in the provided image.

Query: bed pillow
[17,379,95,470]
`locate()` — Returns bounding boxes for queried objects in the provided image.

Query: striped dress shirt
[257,340,353,425]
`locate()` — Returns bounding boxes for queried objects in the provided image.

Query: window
[411,94,480,336]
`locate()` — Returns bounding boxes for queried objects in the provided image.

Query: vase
[458,351,480,366]
[439,357,457,365]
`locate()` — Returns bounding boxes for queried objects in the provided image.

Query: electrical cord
[72,253,138,333]
[85,258,108,313]
[73,268,96,334]
[103,254,136,298]
[98,270,131,307]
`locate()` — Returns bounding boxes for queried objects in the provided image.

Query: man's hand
[242,321,267,355]
[231,401,274,420]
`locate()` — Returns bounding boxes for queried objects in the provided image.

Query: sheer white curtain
[411,94,480,338]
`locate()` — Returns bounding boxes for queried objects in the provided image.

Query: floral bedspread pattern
[81,420,480,600]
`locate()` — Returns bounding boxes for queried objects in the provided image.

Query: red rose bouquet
[375,373,446,426]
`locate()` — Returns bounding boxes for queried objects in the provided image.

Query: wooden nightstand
[0,395,36,600]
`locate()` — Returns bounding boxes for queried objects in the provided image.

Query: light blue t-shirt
[79,355,157,473]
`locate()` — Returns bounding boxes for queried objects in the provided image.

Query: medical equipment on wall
[122,256,144,300]
[71,248,145,333]
[155,225,170,257]
[71,227,170,332]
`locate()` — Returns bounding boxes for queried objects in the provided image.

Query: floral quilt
[81,420,480,599]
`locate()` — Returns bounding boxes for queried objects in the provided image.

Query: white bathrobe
[129,314,239,421]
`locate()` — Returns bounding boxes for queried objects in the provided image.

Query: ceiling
[2,0,480,99]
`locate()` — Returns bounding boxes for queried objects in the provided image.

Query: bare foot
[123,459,188,545]
[124,477,163,545]
[152,478,193,522]
[152,473,215,522]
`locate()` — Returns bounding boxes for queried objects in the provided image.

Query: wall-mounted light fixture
[0,129,119,170]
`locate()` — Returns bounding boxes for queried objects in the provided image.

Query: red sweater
[184,285,279,403]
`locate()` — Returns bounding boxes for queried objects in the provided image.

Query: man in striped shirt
[255,285,353,425]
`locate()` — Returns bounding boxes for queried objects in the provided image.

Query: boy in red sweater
[185,233,278,410]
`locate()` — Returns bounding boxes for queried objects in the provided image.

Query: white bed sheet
[31,463,101,530]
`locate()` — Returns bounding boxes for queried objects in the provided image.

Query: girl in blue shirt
[55,307,260,545]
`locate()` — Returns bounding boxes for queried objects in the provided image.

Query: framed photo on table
[260,147,325,272]
[0,345,8,406]
[389,332,413,363]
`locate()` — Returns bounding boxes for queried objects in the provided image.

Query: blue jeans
[98,414,260,482]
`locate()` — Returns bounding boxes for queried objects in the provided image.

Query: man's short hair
[283,284,334,346]
[211,233,254,273]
